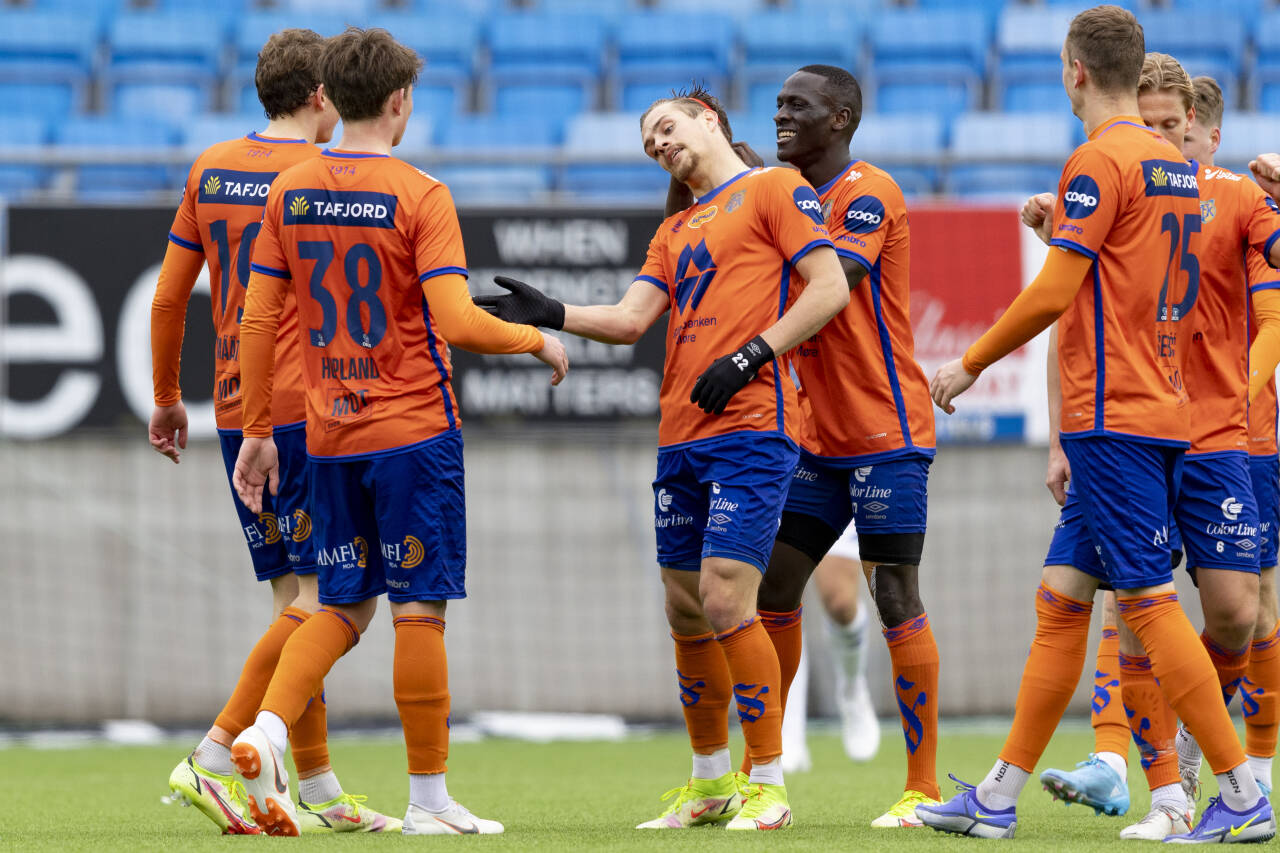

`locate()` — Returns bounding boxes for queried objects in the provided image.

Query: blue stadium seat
[564,112,644,155]
[947,111,1070,198]
[869,9,989,76]
[366,13,480,78]
[1167,0,1262,15]
[412,82,465,122]
[484,13,604,116]
[1214,113,1280,171]
[182,113,265,154]
[231,12,351,108]
[1141,11,1244,96]
[430,165,552,205]
[1254,12,1280,109]
[107,12,225,74]
[0,12,97,111]
[56,117,179,198]
[913,0,1006,29]
[995,7,1080,115]
[724,111,780,155]
[114,83,213,119]
[614,12,734,112]
[851,112,945,197]
[27,0,124,24]
[1001,82,1066,113]
[738,10,858,98]
[277,0,373,14]
[561,110,668,200]
[397,115,434,153]
[0,81,79,120]
[0,116,51,199]
[876,79,977,125]
[437,115,562,149]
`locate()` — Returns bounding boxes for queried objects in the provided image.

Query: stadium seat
[913,0,1006,29]
[876,79,978,125]
[105,12,224,118]
[367,13,481,78]
[0,81,80,121]
[430,165,552,205]
[438,115,562,150]
[1168,0,1263,16]
[1140,11,1244,98]
[397,115,433,154]
[613,12,733,113]
[0,11,97,113]
[230,12,352,112]
[483,13,604,116]
[564,112,643,154]
[1254,12,1280,110]
[1214,113,1280,172]
[738,9,858,109]
[869,9,989,77]
[946,112,1072,198]
[0,116,51,199]
[851,112,945,197]
[181,113,266,154]
[994,7,1075,113]
[56,116,179,199]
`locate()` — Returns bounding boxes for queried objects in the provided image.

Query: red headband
[689,97,714,113]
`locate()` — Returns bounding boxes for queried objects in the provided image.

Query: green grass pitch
[1,725,1233,850]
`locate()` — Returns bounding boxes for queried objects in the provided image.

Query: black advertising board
[1,204,667,438]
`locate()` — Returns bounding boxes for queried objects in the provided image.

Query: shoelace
[340,793,367,819]
[655,784,695,814]
[948,772,976,793]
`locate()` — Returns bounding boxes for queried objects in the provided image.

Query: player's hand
[732,141,764,168]
[1251,153,1280,200]
[690,336,774,415]
[1021,192,1055,245]
[534,331,568,386]
[930,358,978,414]
[148,402,188,464]
[232,436,279,514]
[1045,440,1071,506]
[474,276,565,329]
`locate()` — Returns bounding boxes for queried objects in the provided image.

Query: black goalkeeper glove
[689,335,774,415]
[472,275,565,330]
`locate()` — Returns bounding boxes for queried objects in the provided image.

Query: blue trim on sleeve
[636,274,669,293]
[789,238,835,267]
[1251,281,1280,293]
[1049,238,1099,261]
[835,248,873,272]
[418,266,468,283]
[775,262,791,434]
[420,295,458,431]
[1264,228,1280,267]
[168,231,201,252]
[250,262,291,280]
[869,259,913,448]
[1092,264,1105,434]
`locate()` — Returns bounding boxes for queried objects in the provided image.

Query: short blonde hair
[1139,52,1194,113]
[1192,76,1224,130]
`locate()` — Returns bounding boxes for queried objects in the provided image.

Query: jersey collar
[247,131,307,144]
[323,148,390,159]
[1089,115,1147,141]
[694,167,757,206]
[814,160,863,196]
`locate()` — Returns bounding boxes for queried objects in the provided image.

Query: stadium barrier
[0,201,1204,726]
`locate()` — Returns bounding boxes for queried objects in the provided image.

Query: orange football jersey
[1249,246,1280,457]
[248,150,471,457]
[166,132,316,429]
[1047,117,1199,446]
[1182,166,1280,454]
[637,166,835,448]
[790,159,934,461]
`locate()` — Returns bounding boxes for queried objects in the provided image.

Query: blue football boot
[915,775,1017,839]
[1165,795,1275,844]
[1040,753,1130,816]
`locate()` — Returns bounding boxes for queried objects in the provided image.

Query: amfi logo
[291,509,311,543]
[204,174,221,196]
[290,195,310,217]
[258,511,281,544]
[353,536,369,568]
[402,534,425,569]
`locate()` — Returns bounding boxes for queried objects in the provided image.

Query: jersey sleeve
[826,174,897,272]
[248,183,290,280]
[167,160,202,251]
[635,227,671,293]
[1244,182,1280,266]
[1049,146,1121,260]
[762,170,835,266]
[413,180,468,285]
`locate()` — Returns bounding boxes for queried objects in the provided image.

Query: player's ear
[313,83,328,109]
[831,106,852,133]
[388,87,405,116]
[1209,126,1221,155]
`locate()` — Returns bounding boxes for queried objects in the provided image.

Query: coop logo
[843,196,885,234]
[258,512,281,544]
[1062,175,1100,219]
[283,189,397,228]
[316,536,369,569]
[290,509,312,542]
[1222,496,1244,521]
[1142,159,1198,198]
[688,206,718,229]
[657,488,673,512]
[793,185,825,226]
[197,168,278,206]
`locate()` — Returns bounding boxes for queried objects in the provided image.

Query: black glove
[689,335,774,415]
[473,275,565,330]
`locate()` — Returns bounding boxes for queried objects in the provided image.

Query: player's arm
[689,244,847,415]
[149,239,205,463]
[423,273,567,384]
[233,267,288,512]
[1044,323,1070,505]
[1250,290,1280,402]
[931,246,1093,413]
[840,256,869,289]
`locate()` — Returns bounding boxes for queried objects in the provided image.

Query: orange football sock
[289,686,330,777]
[998,584,1093,773]
[1092,627,1130,758]
[717,617,783,765]
[260,608,360,730]
[1119,652,1179,790]
[885,614,941,800]
[393,616,450,775]
[1245,624,1280,758]
[738,608,803,775]
[672,630,732,754]
[1118,593,1247,774]
[213,606,309,737]
[1202,631,1251,707]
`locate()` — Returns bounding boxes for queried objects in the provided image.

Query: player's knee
[1204,605,1258,651]
[870,563,923,629]
[662,572,707,634]
[822,585,858,626]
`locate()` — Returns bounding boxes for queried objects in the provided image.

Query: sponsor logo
[726,190,745,213]
[688,206,718,229]
[677,669,705,706]
[1062,174,1101,218]
[282,189,398,228]
[1203,166,1242,182]
[1231,816,1260,837]
[843,195,885,234]
[1142,159,1198,198]
[657,488,673,512]
[387,578,410,589]
[895,675,927,754]
[402,534,424,569]
[1057,222,1084,235]
[258,512,281,544]
[1200,198,1216,224]
[864,501,889,514]
[793,466,818,482]
[673,239,717,313]
[1237,538,1257,551]
[197,168,277,206]
[793,185,825,226]
[845,169,863,183]
[711,482,721,494]
[709,513,732,525]
[853,465,872,483]
[733,682,769,722]
[291,509,311,542]
[1223,496,1244,521]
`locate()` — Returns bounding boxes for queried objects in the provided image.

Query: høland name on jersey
[283,189,398,228]
[198,169,278,205]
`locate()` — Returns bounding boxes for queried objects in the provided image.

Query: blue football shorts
[1250,454,1280,568]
